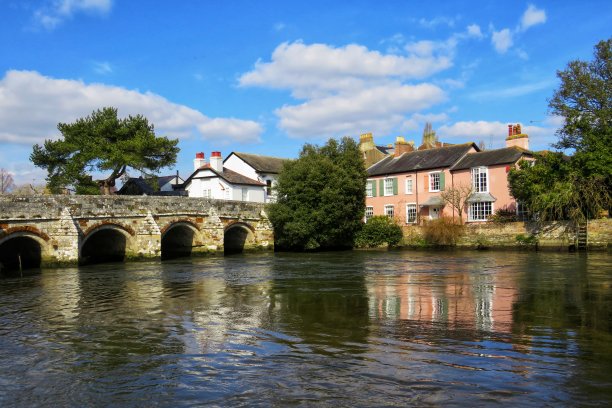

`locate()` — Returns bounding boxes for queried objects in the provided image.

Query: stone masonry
[0,195,274,266]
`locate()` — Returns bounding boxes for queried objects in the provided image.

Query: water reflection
[0,251,610,406]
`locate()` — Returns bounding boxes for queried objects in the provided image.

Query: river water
[0,250,610,407]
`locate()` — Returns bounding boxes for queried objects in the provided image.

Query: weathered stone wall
[0,195,273,266]
[402,219,610,251]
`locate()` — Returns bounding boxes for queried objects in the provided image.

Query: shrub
[422,217,464,246]
[515,233,538,248]
[354,216,403,248]
[489,207,518,223]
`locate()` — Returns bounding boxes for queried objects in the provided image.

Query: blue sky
[0,1,610,185]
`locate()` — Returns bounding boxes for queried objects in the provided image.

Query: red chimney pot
[211,151,221,157]
[195,152,205,159]
[508,125,513,137]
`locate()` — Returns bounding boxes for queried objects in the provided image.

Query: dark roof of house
[367,143,477,176]
[117,175,182,195]
[451,147,533,170]
[376,145,394,155]
[182,166,265,187]
[227,152,290,174]
[157,175,181,186]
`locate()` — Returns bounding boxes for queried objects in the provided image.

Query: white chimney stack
[193,152,206,170]
[210,151,223,173]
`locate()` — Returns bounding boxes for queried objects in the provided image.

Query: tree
[268,137,368,250]
[10,184,49,196]
[31,107,179,194]
[421,122,438,149]
[0,168,15,194]
[440,183,473,224]
[354,216,403,248]
[509,39,612,222]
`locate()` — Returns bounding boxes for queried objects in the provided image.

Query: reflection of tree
[269,252,370,347]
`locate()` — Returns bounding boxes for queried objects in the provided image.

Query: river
[0,250,611,407]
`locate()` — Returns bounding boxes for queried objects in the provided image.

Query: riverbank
[400,218,611,251]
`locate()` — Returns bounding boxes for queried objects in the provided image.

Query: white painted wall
[185,168,265,202]
[224,154,259,180]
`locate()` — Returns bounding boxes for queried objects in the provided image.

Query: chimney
[194,152,206,170]
[505,123,529,150]
[394,136,414,157]
[210,151,223,172]
[359,132,375,153]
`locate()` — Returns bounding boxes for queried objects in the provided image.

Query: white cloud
[418,16,459,28]
[34,0,112,29]
[467,24,484,39]
[275,83,446,138]
[520,4,547,31]
[93,61,113,75]
[239,41,452,98]
[491,28,513,53]
[0,70,263,145]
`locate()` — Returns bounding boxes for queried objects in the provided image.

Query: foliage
[267,137,368,250]
[421,217,464,246]
[0,168,15,194]
[30,107,179,195]
[440,183,473,224]
[489,207,518,223]
[421,122,438,149]
[354,216,403,248]
[9,184,49,195]
[515,233,539,248]
[509,39,612,222]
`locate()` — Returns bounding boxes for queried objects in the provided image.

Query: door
[430,206,440,220]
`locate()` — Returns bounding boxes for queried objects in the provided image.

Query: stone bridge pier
[0,195,274,271]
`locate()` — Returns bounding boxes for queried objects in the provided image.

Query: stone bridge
[0,195,274,271]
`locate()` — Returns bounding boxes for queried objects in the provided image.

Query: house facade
[364,126,533,224]
[182,152,266,202]
[223,152,289,203]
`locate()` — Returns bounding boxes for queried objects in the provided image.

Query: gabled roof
[182,166,265,187]
[450,147,533,170]
[367,143,477,176]
[226,152,290,174]
[157,175,182,186]
[118,175,181,195]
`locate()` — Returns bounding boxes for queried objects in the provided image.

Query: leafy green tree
[509,39,611,221]
[31,107,179,194]
[268,137,367,250]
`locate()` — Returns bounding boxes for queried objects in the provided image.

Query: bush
[489,207,518,223]
[515,233,538,248]
[355,216,403,248]
[422,217,464,246]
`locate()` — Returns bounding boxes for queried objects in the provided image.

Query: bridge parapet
[0,195,273,268]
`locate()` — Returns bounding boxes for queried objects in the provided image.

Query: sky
[0,1,610,186]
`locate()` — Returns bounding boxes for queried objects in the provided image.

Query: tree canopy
[268,137,368,250]
[0,168,15,194]
[31,107,179,194]
[509,39,611,221]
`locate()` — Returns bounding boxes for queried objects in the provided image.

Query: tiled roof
[182,166,265,187]
[367,143,477,176]
[229,152,290,174]
[451,147,532,170]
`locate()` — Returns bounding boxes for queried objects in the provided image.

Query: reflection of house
[118,175,184,196]
[223,152,290,203]
[363,124,533,224]
[182,152,266,202]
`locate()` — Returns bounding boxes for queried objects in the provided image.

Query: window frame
[406,203,417,224]
[365,180,373,197]
[384,204,395,218]
[469,201,493,221]
[429,172,441,192]
[471,166,489,193]
[365,206,374,222]
[405,178,413,195]
[384,178,394,196]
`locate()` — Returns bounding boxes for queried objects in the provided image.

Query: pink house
[364,126,533,224]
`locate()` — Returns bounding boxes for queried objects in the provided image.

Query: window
[429,172,441,192]
[384,178,394,196]
[241,187,248,201]
[406,203,417,224]
[203,189,212,198]
[471,167,488,192]
[266,180,272,196]
[516,201,529,221]
[405,178,413,194]
[384,204,394,218]
[365,206,374,222]
[366,181,373,197]
[469,202,492,221]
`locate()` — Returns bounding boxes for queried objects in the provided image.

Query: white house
[182,152,266,202]
[223,152,289,202]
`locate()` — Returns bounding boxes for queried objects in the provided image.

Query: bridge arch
[161,221,199,260]
[0,231,49,273]
[80,224,133,265]
[224,222,256,254]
